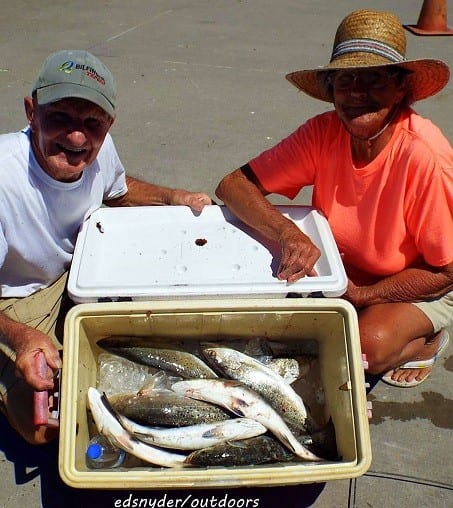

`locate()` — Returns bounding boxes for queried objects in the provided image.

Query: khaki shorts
[412,290,453,333]
[0,272,71,401]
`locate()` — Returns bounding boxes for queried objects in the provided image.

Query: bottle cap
[86,443,102,460]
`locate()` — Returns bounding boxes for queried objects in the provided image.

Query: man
[0,49,212,444]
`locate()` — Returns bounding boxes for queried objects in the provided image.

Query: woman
[215,9,453,388]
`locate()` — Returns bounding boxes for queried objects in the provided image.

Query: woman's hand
[277,226,321,283]
[342,279,368,308]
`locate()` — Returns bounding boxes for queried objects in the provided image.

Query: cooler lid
[68,205,347,302]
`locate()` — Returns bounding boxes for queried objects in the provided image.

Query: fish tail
[277,430,322,462]
[269,428,296,453]
[294,441,323,462]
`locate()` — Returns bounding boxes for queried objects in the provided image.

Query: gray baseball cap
[32,50,116,117]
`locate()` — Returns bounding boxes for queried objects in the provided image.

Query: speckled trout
[87,387,188,467]
[109,391,232,426]
[186,435,294,466]
[98,336,218,379]
[266,357,300,384]
[202,347,317,432]
[172,379,322,462]
[119,416,267,450]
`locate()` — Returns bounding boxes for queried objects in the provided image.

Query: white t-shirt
[0,128,127,297]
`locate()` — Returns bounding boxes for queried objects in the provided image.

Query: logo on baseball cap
[32,50,116,117]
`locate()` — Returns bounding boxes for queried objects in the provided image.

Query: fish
[266,357,300,384]
[185,435,294,466]
[86,387,188,468]
[201,341,301,383]
[202,347,317,432]
[118,416,267,450]
[109,390,232,426]
[297,418,339,461]
[172,379,322,462]
[98,336,218,379]
[267,339,319,357]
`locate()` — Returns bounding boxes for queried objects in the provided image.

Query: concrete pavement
[0,1,452,506]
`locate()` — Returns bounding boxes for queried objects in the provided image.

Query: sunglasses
[327,69,405,91]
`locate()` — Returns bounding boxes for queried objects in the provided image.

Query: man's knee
[2,402,59,445]
[2,377,58,445]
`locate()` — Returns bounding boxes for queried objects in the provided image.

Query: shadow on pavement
[0,414,325,508]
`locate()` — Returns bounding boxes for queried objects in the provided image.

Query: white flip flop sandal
[381,330,450,388]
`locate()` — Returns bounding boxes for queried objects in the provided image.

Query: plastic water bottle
[86,435,126,469]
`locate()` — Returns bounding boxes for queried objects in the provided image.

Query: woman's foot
[382,330,449,387]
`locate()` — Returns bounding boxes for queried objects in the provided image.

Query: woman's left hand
[343,279,368,308]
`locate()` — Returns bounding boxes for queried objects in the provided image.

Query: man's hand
[170,189,213,212]
[105,176,213,211]
[14,328,61,391]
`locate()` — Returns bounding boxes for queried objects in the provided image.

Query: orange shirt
[249,108,453,285]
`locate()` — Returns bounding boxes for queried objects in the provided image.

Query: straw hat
[286,9,450,103]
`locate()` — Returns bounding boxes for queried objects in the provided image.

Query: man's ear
[24,96,35,127]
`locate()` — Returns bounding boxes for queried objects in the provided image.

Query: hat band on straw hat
[332,39,405,63]
[285,10,450,103]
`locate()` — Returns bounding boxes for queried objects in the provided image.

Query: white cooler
[67,205,347,302]
[59,205,371,489]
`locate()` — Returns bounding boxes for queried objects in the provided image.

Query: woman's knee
[359,324,393,374]
[358,303,435,374]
